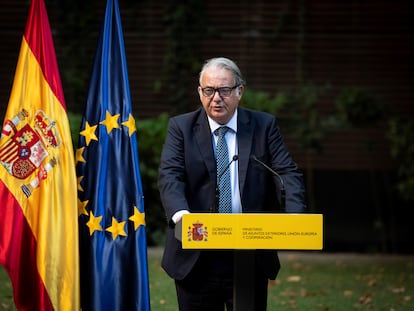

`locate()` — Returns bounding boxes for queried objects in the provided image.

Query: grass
[269,252,414,311]
[1,250,413,310]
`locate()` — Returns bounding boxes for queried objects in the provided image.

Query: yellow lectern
[175,213,323,311]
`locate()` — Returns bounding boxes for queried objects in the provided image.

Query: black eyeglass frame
[200,84,240,98]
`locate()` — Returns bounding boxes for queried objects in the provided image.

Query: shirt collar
[208,109,238,134]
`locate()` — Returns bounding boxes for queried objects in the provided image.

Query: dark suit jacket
[158,107,306,280]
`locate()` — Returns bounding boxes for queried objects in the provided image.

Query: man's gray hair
[199,57,246,86]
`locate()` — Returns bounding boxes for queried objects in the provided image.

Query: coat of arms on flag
[0,109,60,197]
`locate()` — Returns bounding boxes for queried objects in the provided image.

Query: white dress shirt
[208,110,242,214]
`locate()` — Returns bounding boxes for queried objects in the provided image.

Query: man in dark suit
[158,57,306,311]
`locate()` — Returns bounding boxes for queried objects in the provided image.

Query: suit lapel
[237,108,253,196]
[194,110,217,180]
[193,108,254,195]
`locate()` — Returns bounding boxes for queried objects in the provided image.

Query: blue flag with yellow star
[76,0,150,310]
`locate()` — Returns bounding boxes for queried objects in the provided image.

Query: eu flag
[76,0,150,310]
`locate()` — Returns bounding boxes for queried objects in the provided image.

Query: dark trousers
[175,251,268,311]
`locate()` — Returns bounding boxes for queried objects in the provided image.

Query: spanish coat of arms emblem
[0,109,60,197]
[188,221,208,242]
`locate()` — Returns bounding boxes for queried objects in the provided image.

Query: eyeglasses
[200,85,240,98]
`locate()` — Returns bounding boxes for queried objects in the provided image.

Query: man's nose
[212,90,222,100]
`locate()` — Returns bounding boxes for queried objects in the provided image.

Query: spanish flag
[0,1,80,310]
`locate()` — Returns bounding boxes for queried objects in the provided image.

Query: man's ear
[236,85,244,99]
